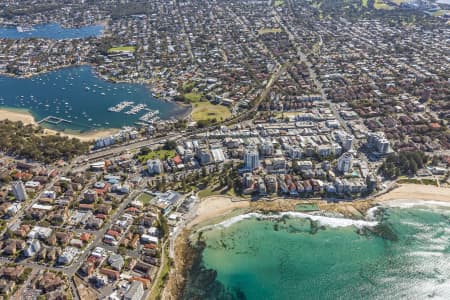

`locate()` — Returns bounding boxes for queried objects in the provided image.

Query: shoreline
[186,184,450,231]
[165,183,450,299]
[0,65,192,119]
[0,107,119,141]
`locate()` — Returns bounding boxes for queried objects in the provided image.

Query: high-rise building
[335,130,354,151]
[367,132,391,154]
[265,175,278,194]
[12,181,27,201]
[377,138,391,154]
[147,159,163,174]
[244,145,260,170]
[342,135,353,151]
[243,173,254,188]
[196,148,212,165]
[260,141,274,157]
[337,152,354,173]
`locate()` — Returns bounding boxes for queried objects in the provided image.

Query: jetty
[38,116,72,125]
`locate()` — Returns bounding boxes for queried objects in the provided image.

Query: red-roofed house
[172,155,182,165]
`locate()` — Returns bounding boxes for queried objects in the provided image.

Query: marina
[125,104,147,115]
[108,101,134,112]
[0,66,189,132]
[108,101,161,123]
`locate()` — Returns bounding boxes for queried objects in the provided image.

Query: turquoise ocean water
[184,205,450,299]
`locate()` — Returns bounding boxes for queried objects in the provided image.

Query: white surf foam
[366,206,381,221]
[213,211,377,229]
[383,199,450,209]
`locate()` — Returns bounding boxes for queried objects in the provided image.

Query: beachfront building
[244,145,260,171]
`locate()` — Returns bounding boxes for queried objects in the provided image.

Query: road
[68,190,140,276]
[147,239,168,300]
[84,54,285,163]
[272,5,373,170]
[1,160,76,237]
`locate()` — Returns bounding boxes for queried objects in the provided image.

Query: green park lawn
[374,0,395,9]
[138,149,176,162]
[191,101,231,122]
[108,46,136,53]
[183,92,203,103]
[136,193,154,206]
[274,0,285,7]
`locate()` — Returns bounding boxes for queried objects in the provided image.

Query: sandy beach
[187,184,450,229]
[375,184,450,203]
[187,196,374,229]
[0,108,119,141]
[43,128,120,142]
[0,108,37,124]
[187,196,250,229]
[165,183,450,299]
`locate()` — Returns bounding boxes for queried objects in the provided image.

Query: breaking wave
[210,211,378,229]
[383,199,450,209]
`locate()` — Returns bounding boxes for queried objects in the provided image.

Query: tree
[163,140,177,150]
[201,166,207,178]
[226,177,233,189]
[410,160,418,175]
[157,213,169,239]
[140,146,151,156]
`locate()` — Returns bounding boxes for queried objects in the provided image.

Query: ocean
[0,66,187,132]
[183,203,450,299]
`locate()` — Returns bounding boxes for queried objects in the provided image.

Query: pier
[38,116,72,125]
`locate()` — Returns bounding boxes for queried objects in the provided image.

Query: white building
[58,247,78,265]
[42,190,56,199]
[342,135,354,151]
[25,181,40,189]
[6,203,21,216]
[335,130,354,151]
[367,132,391,154]
[24,240,41,257]
[147,159,163,175]
[289,146,302,159]
[12,181,27,201]
[337,152,354,173]
[244,145,260,170]
[211,148,225,163]
[28,226,53,240]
